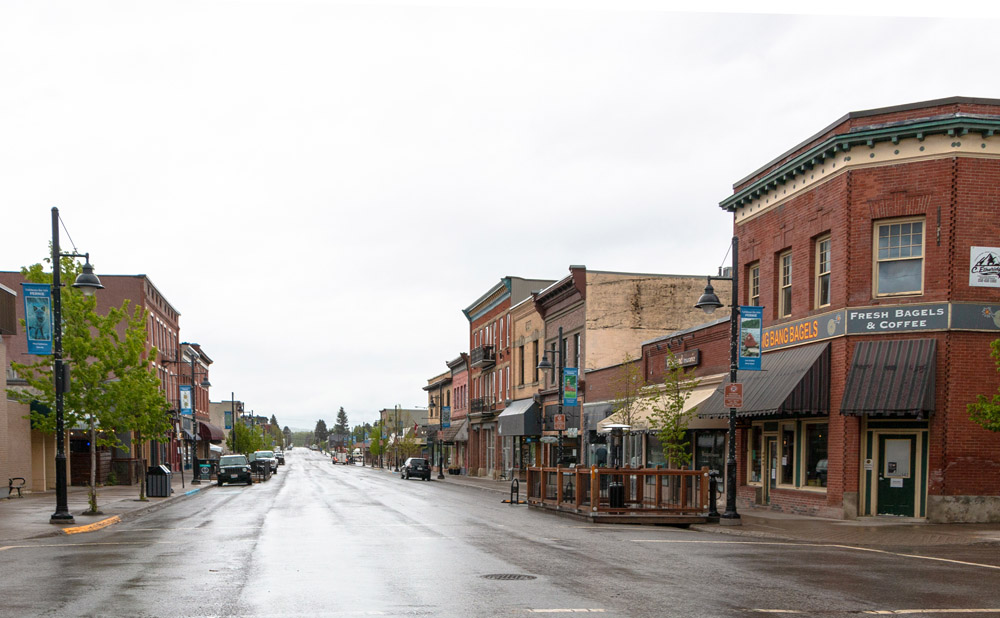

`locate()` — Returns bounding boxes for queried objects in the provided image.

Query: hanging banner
[21,283,53,355]
[739,305,763,371]
[562,367,579,406]
[224,410,233,430]
[441,405,451,429]
[179,384,193,416]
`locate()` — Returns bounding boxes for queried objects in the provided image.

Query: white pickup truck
[332,451,349,465]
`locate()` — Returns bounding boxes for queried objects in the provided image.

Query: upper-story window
[815,236,831,308]
[874,218,924,296]
[573,333,581,368]
[778,251,792,318]
[748,262,760,307]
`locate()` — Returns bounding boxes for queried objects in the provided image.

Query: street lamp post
[536,326,564,468]
[394,405,400,472]
[49,207,104,524]
[694,234,741,523]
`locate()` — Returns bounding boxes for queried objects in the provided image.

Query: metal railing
[526,466,710,515]
[470,345,496,368]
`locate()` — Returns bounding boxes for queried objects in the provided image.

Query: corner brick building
[686,97,1000,522]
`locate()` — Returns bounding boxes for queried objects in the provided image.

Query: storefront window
[748,426,762,483]
[804,423,828,488]
[780,425,795,485]
[694,431,725,475]
[646,434,666,468]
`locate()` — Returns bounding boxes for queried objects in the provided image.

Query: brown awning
[697,342,830,419]
[198,420,225,443]
[840,338,936,417]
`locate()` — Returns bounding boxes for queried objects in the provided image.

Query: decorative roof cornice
[722,112,1000,214]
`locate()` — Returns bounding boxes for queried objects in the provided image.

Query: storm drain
[481,574,537,581]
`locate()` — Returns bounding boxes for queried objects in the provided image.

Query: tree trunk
[88,415,98,513]
[137,431,147,501]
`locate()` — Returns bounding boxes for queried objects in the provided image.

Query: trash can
[199,463,212,480]
[146,465,172,497]
[608,481,625,509]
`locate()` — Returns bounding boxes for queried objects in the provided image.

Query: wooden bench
[8,477,25,498]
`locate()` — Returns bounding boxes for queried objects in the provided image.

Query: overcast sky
[2,1,998,431]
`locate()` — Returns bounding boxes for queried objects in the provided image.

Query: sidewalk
[1,474,215,543]
[415,469,1000,548]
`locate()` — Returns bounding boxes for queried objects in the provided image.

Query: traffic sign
[724,383,743,409]
[553,414,566,431]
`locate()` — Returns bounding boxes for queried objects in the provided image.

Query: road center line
[631,539,1000,571]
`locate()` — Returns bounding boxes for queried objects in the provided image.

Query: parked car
[274,450,285,465]
[401,457,430,481]
[251,450,278,473]
[217,454,252,486]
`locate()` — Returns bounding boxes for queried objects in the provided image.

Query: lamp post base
[719,513,742,526]
[50,512,75,524]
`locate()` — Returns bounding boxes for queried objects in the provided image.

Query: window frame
[815,235,831,309]
[748,262,760,307]
[873,217,925,297]
[778,250,792,318]
[778,422,797,488]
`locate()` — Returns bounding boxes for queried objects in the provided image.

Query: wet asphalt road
[3,449,1000,618]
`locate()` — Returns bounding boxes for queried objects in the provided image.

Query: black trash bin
[146,465,172,497]
[608,481,625,509]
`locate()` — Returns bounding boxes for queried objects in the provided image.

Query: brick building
[688,97,1000,522]
[441,354,469,473]
[463,276,553,478]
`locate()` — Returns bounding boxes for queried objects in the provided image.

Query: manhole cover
[481,574,537,581]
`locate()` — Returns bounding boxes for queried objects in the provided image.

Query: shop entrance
[877,434,917,517]
[764,435,778,505]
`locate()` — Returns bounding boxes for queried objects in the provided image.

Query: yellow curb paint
[62,515,121,535]
[0,546,12,552]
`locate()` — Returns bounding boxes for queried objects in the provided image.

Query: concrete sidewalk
[419,469,1000,548]
[1,474,217,543]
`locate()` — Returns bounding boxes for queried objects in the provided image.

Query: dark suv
[218,455,252,486]
[401,457,431,481]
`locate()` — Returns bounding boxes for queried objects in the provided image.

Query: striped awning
[697,342,830,419]
[840,339,936,417]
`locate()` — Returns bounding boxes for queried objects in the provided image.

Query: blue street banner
[441,405,451,429]
[21,283,53,355]
[563,367,579,406]
[739,305,763,371]
[179,384,193,416]
[224,410,233,430]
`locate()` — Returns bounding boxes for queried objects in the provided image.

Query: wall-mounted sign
[674,349,700,368]
[562,367,578,407]
[761,309,844,351]
[21,283,53,355]
[846,303,948,334]
[970,247,1000,288]
[952,304,1000,331]
[739,306,763,371]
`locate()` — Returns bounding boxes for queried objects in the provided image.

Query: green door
[877,435,917,517]
[764,436,778,505]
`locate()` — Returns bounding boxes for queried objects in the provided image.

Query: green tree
[283,426,292,446]
[334,407,349,438]
[314,419,329,446]
[969,338,1000,432]
[227,421,265,455]
[8,257,172,511]
[647,350,700,468]
[368,423,389,467]
[605,353,650,465]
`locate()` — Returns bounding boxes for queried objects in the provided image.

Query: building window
[778,251,792,318]
[749,262,760,307]
[518,345,525,385]
[874,218,924,296]
[550,343,557,386]
[803,422,828,488]
[533,340,539,383]
[748,426,762,484]
[780,424,796,486]
[573,333,581,368]
[815,236,831,308]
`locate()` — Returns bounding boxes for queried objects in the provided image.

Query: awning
[209,444,223,453]
[180,428,196,441]
[441,418,468,444]
[697,342,830,419]
[497,399,540,436]
[198,420,225,443]
[583,403,614,432]
[597,374,728,432]
[840,338,936,417]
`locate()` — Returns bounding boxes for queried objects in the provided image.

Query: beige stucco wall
[584,272,732,370]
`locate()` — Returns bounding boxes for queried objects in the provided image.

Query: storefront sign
[562,367,578,406]
[761,309,845,351]
[952,304,1000,331]
[674,349,700,368]
[739,306,763,371]
[846,303,948,334]
[179,384,193,416]
[970,247,1000,288]
[21,283,53,355]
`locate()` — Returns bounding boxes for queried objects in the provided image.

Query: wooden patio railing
[525,466,710,516]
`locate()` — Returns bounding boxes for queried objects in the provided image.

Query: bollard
[502,477,526,504]
[707,470,721,522]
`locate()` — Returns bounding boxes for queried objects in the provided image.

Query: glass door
[764,436,779,505]
[877,435,917,516]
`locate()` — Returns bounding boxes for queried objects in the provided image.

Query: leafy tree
[605,353,650,465]
[334,407,349,438]
[282,426,292,446]
[647,350,700,468]
[368,423,389,468]
[227,421,265,455]
[314,419,329,445]
[398,431,422,459]
[8,257,172,511]
[969,338,1000,432]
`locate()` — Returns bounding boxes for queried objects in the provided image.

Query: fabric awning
[697,342,830,419]
[583,403,614,432]
[198,420,225,443]
[497,399,540,436]
[596,374,728,432]
[180,428,196,441]
[840,338,936,417]
[441,418,468,443]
